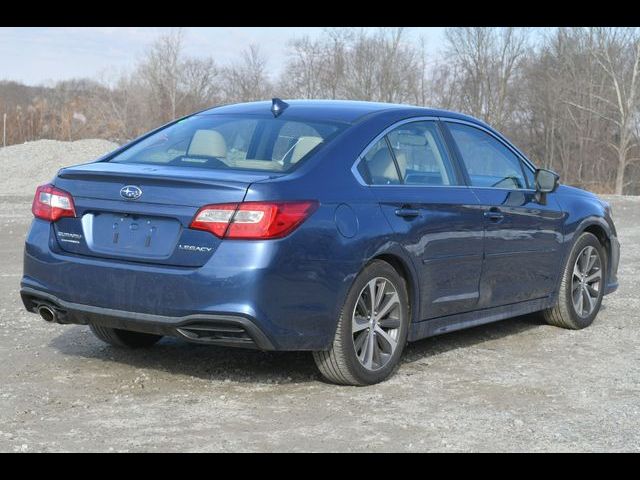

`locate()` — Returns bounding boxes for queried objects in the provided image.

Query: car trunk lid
[51,162,277,267]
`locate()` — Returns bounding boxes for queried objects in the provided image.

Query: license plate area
[83,212,182,259]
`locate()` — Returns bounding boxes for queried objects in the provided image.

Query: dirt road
[1,194,638,452]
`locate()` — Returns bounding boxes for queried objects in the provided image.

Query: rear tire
[90,325,162,348]
[313,260,410,386]
[543,232,606,330]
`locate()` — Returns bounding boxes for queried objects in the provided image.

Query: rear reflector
[190,201,318,239]
[31,184,76,222]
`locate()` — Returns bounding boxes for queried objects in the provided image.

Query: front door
[444,121,565,308]
[357,120,485,320]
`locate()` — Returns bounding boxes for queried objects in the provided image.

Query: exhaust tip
[37,305,56,323]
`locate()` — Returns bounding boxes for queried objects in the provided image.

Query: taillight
[190,201,318,240]
[31,184,76,221]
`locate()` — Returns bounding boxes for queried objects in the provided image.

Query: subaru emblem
[120,185,143,200]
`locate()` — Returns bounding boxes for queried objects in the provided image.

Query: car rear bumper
[21,286,275,349]
[22,219,359,351]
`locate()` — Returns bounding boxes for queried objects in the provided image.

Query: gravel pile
[0,139,119,197]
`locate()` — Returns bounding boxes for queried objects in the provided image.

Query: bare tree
[588,28,640,194]
[282,28,425,103]
[135,28,220,125]
[522,28,613,188]
[221,45,271,103]
[342,28,424,103]
[181,57,221,110]
[280,35,327,98]
[137,28,187,123]
[90,70,149,141]
[443,27,531,131]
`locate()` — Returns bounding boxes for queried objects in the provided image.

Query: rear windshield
[108,114,347,172]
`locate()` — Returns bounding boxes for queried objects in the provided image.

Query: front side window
[357,120,456,186]
[447,122,529,189]
[109,114,346,173]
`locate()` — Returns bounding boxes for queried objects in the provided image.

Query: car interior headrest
[393,133,427,147]
[188,130,227,158]
[291,136,323,164]
[368,147,398,181]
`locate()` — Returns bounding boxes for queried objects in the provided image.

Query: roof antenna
[271,98,289,118]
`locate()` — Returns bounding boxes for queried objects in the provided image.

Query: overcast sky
[0,27,448,86]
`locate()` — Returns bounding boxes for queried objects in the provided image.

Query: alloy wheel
[351,277,402,371]
[571,245,602,318]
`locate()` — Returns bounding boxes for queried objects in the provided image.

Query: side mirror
[535,168,560,193]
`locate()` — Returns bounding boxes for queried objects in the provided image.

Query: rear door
[356,119,484,320]
[443,120,565,308]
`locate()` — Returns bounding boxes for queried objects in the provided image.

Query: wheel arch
[549,212,613,302]
[576,218,612,282]
[368,250,421,325]
[320,247,420,353]
[582,223,609,247]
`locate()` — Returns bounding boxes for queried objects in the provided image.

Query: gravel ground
[0,141,638,452]
[0,139,118,197]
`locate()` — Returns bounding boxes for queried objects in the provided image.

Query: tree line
[1,27,639,194]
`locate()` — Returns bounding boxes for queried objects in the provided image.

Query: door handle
[395,207,420,218]
[484,208,504,222]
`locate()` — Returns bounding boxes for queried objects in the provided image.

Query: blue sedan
[21,99,620,385]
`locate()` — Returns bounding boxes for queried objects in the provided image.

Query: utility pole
[2,113,6,148]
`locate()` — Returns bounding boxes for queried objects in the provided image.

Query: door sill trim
[409,296,553,342]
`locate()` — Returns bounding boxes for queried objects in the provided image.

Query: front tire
[313,260,410,386]
[90,324,163,348]
[543,232,606,330]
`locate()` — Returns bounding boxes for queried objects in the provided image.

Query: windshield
[108,114,347,173]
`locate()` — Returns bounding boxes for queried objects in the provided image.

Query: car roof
[199,99,487,127]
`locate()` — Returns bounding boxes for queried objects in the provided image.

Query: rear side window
[109,114,346,173]
[447,122,528,189]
